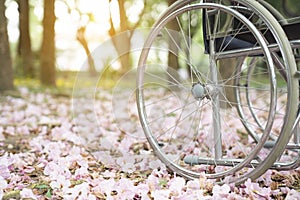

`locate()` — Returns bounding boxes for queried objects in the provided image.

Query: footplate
[184,155,260,167]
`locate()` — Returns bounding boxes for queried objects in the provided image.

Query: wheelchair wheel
[137,0,298,183]
[235,55,293,148]
[234,55,300,172]
[230,1,299,180]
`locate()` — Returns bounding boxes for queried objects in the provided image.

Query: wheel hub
[191,82,215,100]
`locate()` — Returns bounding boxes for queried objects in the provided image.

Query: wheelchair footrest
[184,155,259,167]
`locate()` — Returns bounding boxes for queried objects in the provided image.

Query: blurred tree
[0,0,14,92]
[108,0,149,74]
[166,0,202,84]
[40,0,56,86]
[60,1,97,76]
[167,0,180,88]
[17,0,34,78]
[282,0,300,17]
[263,0,300,18]
[218,58,239,108]
[76,26,97,76]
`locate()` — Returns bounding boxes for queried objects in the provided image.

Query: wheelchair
[136,0,300,184]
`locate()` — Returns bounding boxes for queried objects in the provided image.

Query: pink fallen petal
[0,165,10,179]
[20,188,37,200]
[23,166,35,174]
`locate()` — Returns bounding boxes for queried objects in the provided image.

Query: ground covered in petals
[0,88,300,200]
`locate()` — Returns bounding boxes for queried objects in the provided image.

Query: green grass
[12,70,132,97]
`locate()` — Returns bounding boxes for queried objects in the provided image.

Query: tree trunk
[76,27,97,76]
[40,0,56,86]
[218,58,238,108]
[0,0,14,92]
[110,32,131,74]
[167,0,180,89]
[18,0,34,78]
[108,0,131,74]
